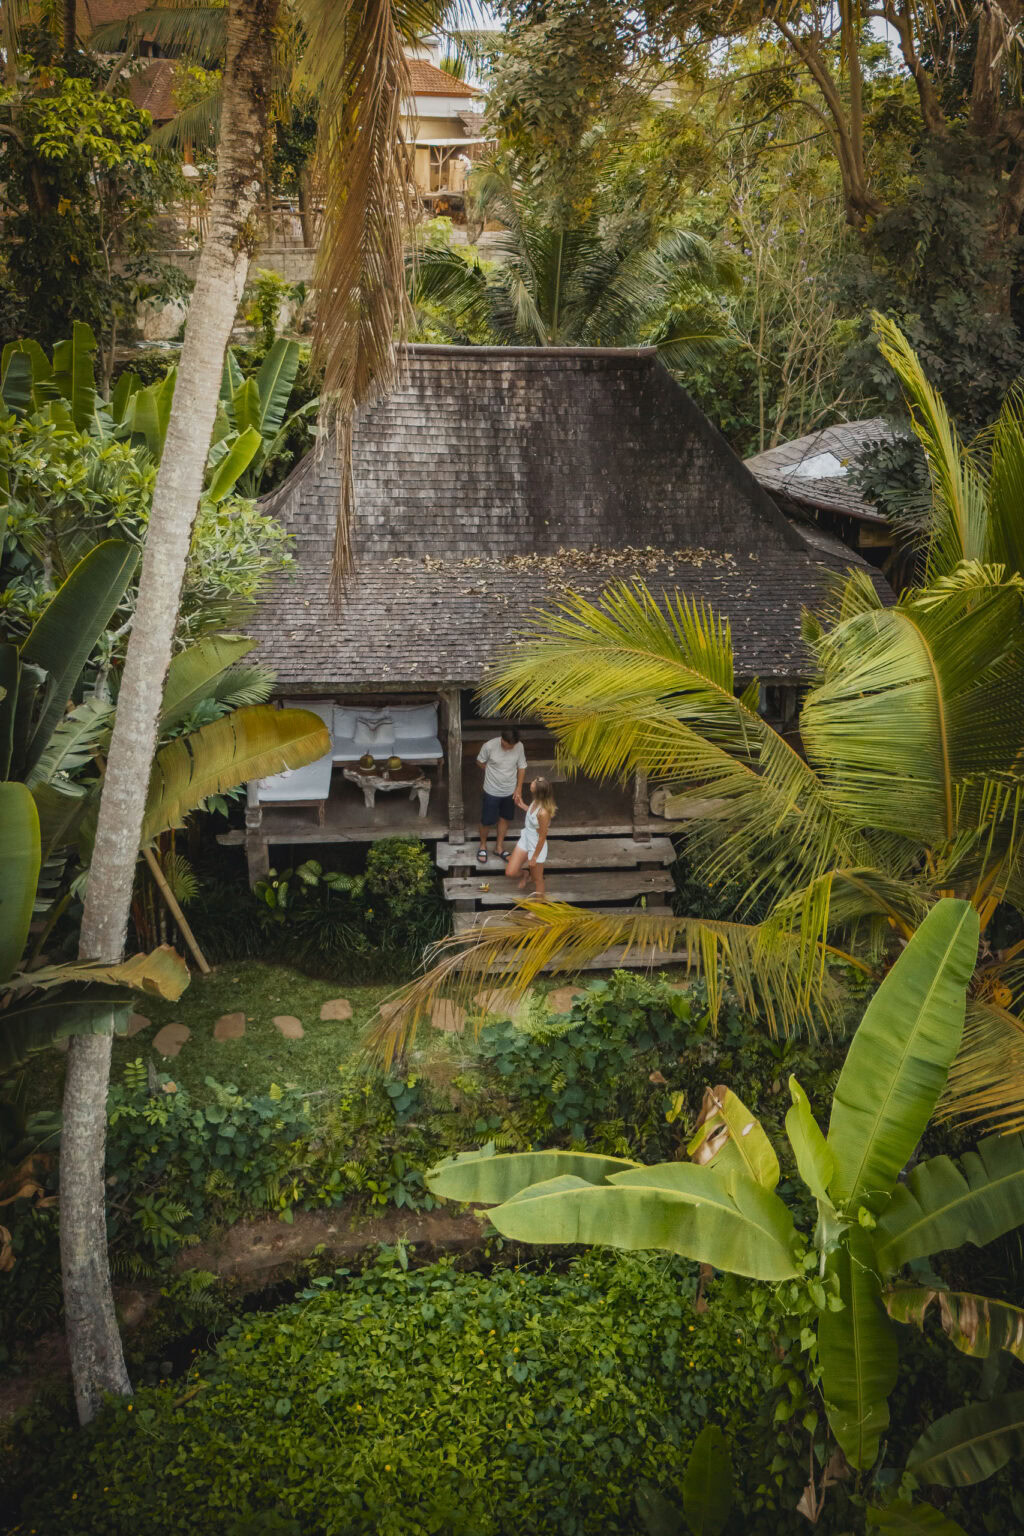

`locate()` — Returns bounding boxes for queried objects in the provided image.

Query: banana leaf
[885,1286,1024,1362]
[0,644,18,777]
[682,1424,733,1536]
[7,944,189,999]
[785,1074,834,1202]
[817,1226,898,1470]
[205,426,262,503]
[867,1503,968,1533]
[0,784,40,985]
[231,376,262,439]
[426,1147,640,1204]
[827,899,978,1208]
[122,368,176,458]
[0,993,132,1078]
[875,1132,1024,1271]
[908,1390,1024,1486]
[19,540,139,776]
[1,350,32,415]
[50,321,98,431]
[141,704,330,842]
[254,337,301,437]
[159,635,257,730]
[688,1085,779,1189]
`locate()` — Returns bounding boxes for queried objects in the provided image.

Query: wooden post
[245,780,270,884]
[632,769,650,845]
[444,686,465,845]
[143,846,211,974]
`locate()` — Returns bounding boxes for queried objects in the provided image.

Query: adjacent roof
[250,348,890,693]
[127,57,177,123]
[405,58,478,98]
[745,418,897,524]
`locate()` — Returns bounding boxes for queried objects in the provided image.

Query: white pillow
[394,703,438,738]
[354,717,395,749]
[333,706,357,740]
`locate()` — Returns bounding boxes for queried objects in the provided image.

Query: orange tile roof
[405,58,477,98]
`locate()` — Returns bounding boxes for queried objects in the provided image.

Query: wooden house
[232,346,889,925]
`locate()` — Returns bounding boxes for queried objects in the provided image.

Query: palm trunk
[63,0,76,62]
[59,0,277,1427]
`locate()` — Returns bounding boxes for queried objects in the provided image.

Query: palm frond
[940,999,1024,1134]
[91,5,228,62]
[873,313,990,578]
[986,387,1024,580]
[367,904,841,1067]
[150,87,223,152]
[297,0,430,600]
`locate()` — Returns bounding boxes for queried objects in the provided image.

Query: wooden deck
[452,908,688,971]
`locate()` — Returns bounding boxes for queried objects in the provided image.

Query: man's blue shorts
[481,790,516,825]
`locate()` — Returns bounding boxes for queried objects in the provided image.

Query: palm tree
[61,0,455,1421]
[377,320,1024,1142]
[409,165,737,368]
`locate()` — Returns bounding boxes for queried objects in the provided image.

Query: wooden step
[452,908,687,971]
[436,835,675,872]
[443,869,675,907]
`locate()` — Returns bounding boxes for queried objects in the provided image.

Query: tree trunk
[63,0,76,62]
[298,166,314,248]
[59,0,277,1427]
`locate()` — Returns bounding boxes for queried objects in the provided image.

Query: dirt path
[1,1204,487,1422]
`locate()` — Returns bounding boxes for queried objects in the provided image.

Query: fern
[159,851,200,906]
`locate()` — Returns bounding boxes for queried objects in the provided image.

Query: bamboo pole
[142,846,211,974]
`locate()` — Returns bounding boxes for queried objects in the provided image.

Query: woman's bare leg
[532,863,545,898]
[505,846,528,884]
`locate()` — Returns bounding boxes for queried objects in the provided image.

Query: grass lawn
[25,964,400,1110]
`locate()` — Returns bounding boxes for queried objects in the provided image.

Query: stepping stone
[377,999,403,1021]
[213,1012,245,1041]
[126,1012,151,1038]
[272,1015,304,1040]
[153,1022,190,1057]
[319,997,353,1021]
[473,987,520,1017]
[430,999,467,1034]
[546,986,584,1015]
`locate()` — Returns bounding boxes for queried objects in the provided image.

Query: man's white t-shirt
[478,737,527,797]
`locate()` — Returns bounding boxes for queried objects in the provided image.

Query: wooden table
[341,765,432,816]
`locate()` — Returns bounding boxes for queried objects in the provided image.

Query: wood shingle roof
[249,347,890,692]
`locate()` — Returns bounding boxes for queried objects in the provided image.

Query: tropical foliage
[383,322,1024,1137]
[409,167,737,368]
[428,901,1024,1496]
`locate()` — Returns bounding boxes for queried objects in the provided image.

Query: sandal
[498,850,510,862]
[476,849,488,864]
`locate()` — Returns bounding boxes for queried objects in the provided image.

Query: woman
[505,777,556,898]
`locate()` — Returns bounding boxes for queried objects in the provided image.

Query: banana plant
[212,338,318,499]
[428,900,1024,1474]
[1,323,282,504]
[1,544,330,1072]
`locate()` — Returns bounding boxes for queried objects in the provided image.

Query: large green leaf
[785,1075,834,1202]
[19,540,139,776]
[682,1425,733,1536]
[122,368,176,458]
[687,1086,779,1189]
[254,337,301,438]
[142,705,330,842]
[874,1132,1024,1271]
[50,320,98,431]
[827,899,978,1208]
[484,1164,800,1281]
[231,376,262,438]
[160,635,257,730]
[908,1390,1024,1486]
[0,993,131,1078]
[425,1147,640,1205]
[867,1502,968,1534]
[31,780,91,861]
[884,1286,1024,1362]
[1,349,32,415]
[817,1227,898,1470]
[205,426,262,503]
[0,784,40,986]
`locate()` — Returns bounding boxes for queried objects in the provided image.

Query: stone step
[443,869,675,907]
[436,835,676,872]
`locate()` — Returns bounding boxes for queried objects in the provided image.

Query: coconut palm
[377,321,1024,1144]
[61,0,464,1422]
[409,165,737,367]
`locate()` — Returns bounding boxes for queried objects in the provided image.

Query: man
[477,725,527,863]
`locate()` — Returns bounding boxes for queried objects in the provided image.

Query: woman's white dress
[516,805,549,863]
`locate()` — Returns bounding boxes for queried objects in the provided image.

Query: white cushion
[283,698,334,730]
[354,717,395,750]
[392,702,438,739]
[331,741,362,763]
[333,706,357,740]
[256,752,333,802]
[393,735,443,762]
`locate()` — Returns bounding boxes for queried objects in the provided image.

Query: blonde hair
[531,777,557,817]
